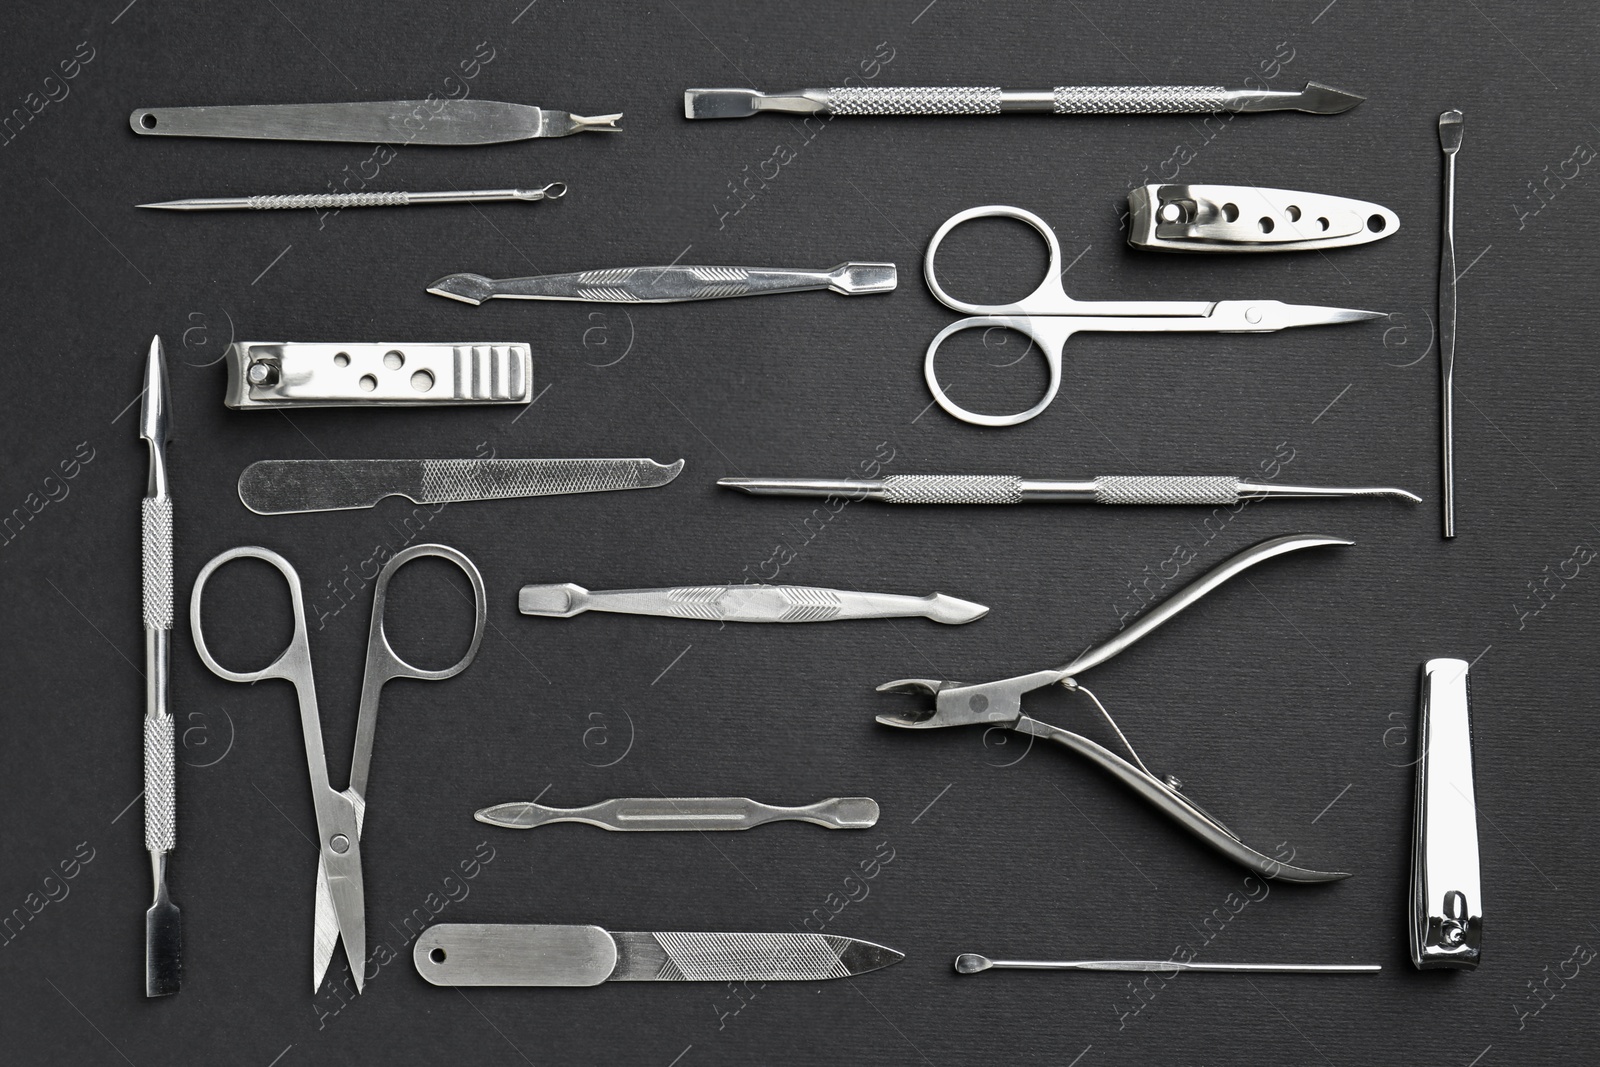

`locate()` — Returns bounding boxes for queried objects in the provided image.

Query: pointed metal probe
[138,183,567,212]
[955,954,1380,975]
[140,335,180,997]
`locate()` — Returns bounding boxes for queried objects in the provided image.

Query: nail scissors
[878,533,1353,882]
[191,544,486,993]
[923,205,1384,426]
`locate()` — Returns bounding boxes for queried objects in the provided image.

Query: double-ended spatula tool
[428,262,896,305]
[415,924,903,985]
[518,582,987,624]
[130,100,619,143]
[720,473,1420,506]
[685,81,1362,119]
[477,796,880,832]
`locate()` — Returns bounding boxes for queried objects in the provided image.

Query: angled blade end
[645,458,686,487]
[1300,82,1365,114]
[139,335,171,445]
[426,274,495,305]
[836,937,905,977]
[144,899,182,997]
[925,593,989,625]
[1439,110,1464,153]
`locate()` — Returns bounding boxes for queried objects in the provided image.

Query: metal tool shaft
[517,582,986,624]
[955,954,1379,975]
[140,335,180,997]
[139,183,566,211]
[476,797,880,831]
[428,262,896,305]
[1439,111,1463,538]
[719,474,1420,505]
[129,100,620,144]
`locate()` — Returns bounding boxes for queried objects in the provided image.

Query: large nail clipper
[223,342,533,410]
[1127,185,1399,253]
[1411,658,1481,970]
[877,534,1354,883]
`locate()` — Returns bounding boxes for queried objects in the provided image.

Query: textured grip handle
[248,191,410,209]
[1053,86,1228,113]
[881,474,1023,505]
[144,714,175,852]
[1094,475,1239,505]
[142,498,173,630]
[827,86,1001,115]
[417,459,662,503]
[650,932,857,982]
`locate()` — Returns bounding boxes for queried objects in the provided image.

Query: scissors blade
[1201,300,1385,331]
[312,789,367,993]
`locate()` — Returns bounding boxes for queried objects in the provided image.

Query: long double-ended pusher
[878,534,1354,883]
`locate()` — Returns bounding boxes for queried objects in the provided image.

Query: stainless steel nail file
[720,474,1420,505]
[517,582,987,624]
[414,924,904,986]
[476,797,880,831]
[1127,185,1400,252]
[1411,658,1481,970]
[684,82,1363,118]
[140,335,181,997]
[129,100,621,143]
[238,458,683,515]
[223,342,533,410]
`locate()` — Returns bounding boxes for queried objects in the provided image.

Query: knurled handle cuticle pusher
[140,335,180,997]
[684,82,1363,119]
[518,583,987,624]
[719,474,1420,505]
[1411,658,1481,970]
[955,955,1380,975]
[139,183,567,212]
[476,797,881,831]
[428,263,897,305]
[129,100,620,143]
[1439,110,1463,539]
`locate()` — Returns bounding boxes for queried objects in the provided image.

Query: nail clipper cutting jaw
[876,534,1356,883]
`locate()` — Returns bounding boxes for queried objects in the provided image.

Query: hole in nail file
[140,113,157,129]
[429,947,446,964]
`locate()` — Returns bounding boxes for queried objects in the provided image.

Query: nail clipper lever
[1411,658,1482,969]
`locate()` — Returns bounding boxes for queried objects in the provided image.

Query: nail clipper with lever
[877,534,1354,883]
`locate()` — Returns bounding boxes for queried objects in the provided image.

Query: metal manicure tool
[191,544,486,993]
[1126,185,1399,253]
[477,797,880,831]
[237,457,683,515]
[684,81,1363,119]
[140,183,567,212]
[877,534,1354,882]
[1411,658,1481,970]
[1438,110,1464,539]
[922,206,1384,426]
[129,100,620,144]
[222,342,533,410]
[955,955,1379,976]
[720,474,1419,506]
[414,924,903,985]
[428,262,896,305]
[518,582,987,624]
[139,335,180,997]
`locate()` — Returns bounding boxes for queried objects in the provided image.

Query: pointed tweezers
[878,533,1354,883]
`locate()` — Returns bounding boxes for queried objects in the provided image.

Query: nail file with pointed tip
[238,458,683,514]
[414,924,904,985]
[129,100,621,144]
[517,582,987,624]
[476,797,880,831]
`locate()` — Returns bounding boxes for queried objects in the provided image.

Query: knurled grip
[1053,86,1228,113]
[247,191,410,209]
[142,498,173,630]
[144,714,175,852]
[1094,475,1239,505]
[882,475,1023,505]
[828,86,1002,115]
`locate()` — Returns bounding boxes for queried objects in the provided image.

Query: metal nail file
[476,797,880,831]
[140,335,181,997]
[1438,110,1464,539]
[238,458,683,514]
[720,474,1420,505]
[222,342,534,410]
[517,582,987,624]
[414,924,904,985]
[129,101,620,144]
[1127,185,1400,252]
[955,955,1379,975]
[684,82,1363,119]
[1411,658,1481,970]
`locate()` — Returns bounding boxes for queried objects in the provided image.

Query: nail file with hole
[1127,185,1400,252]
[222,342,533,409]
[414,924,904,985]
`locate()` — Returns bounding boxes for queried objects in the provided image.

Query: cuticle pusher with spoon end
[414,924,903,985]
[518,582,987,624]
[428,262,896,305]
[477,797,880,832]
[238,458,683,515]
[130,100,620,143]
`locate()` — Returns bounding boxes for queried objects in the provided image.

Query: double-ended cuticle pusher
[518,582,986,624]
[720,474,1420,506]
[477,797,880,832]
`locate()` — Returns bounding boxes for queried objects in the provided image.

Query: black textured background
[4,2,1597,1064]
